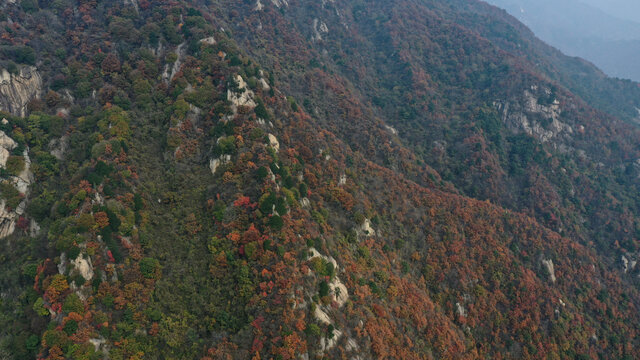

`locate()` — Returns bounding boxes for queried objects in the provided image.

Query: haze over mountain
[0,0,639,359]
[484,0,640,81]
[580,0,640,23]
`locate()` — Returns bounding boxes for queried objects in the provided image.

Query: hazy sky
[579,0,640,23]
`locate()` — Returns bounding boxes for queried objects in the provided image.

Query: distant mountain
[484,0,640,81]
[580,0,640,23]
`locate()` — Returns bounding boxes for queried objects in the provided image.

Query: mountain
[580,0,640,23]
[0,0,639,359]
[483,0,640,81]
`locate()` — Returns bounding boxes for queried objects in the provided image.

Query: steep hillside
[221,0,640,278]
[443,0,640,124]
[0,0,639,359]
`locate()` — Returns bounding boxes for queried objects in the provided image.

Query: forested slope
[0,0,638,359]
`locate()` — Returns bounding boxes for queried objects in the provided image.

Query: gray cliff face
[0,66,43,117]
[0,66,40,239]
[0,127,34,240]
[495,85,574,144]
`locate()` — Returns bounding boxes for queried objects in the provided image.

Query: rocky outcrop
[0,67,42,117]
[0,129,33,239]
[338,173,346,186]
[227,75,256,114]
[312,18,329,41]
[0,200,19,239]
[49,136,69,160]
[259,78,270,91]
[620,253,638,274]
[622,255,630,273]
[270,0,288,8]
[542,258,557,283]
[0,130,17,168]
[199,36,216,45]
[384,124,398,135]
[267,133,279,153]
[495,86,573,143]
[71,254,94,281]
[456,302,468,317]
[209,155,231,175]
[162,42,186,84]
[306,248,352,353]
[12,148,33,194]
[357,218,376,237]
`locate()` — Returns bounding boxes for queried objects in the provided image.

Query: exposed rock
[210,155,231,175]
[320,328,342,351]
[56,107,70,119]
[622,255,629,273]
[358,219,376,237]
[259,78,270,90]
[29,219,40,237]
[312,18,329,41]
[62,89,74,104]
[542,258,556,283]
[308,248,338,270]
[49,136,68,160]
[308,248,349,307]
[0,200,17,239]
[12,148,33,194]
[255,0,264,11]
[199,36,216,45]
[94,192,105,206]
[0,66,42,117]
[227,75,256,113]
[338,173,346,186]
[345,337,359,351]
[496,88,572,143]
[270,0,288,8]
[162,42,186,83]
[0,131,32,240]
[329,276,348,307]
[268,133,280,152]
[89,337,107,352]
[0,130,17,168]
[385,124,398,135]
[58,253,67,275]
[300,197,310,208]
[71,255,94,281]
[456,302,467,317]
[314,306,332,325]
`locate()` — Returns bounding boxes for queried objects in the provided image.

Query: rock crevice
[0,67,42,117]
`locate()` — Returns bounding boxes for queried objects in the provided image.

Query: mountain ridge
[483,0,640,81]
